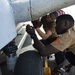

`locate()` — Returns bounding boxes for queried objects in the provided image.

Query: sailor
[26,14,75,67]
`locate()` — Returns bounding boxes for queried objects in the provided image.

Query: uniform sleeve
[51,31,73,51]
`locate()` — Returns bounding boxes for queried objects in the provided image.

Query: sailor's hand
[26,25,36,38]
[32,19,39,28]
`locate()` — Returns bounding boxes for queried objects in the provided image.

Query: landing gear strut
[2,39,18,71]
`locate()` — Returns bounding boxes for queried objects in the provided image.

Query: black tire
[14,51,43,75]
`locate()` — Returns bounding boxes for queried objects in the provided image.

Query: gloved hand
[32,19,39,28]
[26,25,36,38]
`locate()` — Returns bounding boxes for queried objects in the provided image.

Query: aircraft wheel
[14,51,43,75]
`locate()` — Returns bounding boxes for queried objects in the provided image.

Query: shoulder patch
[53,38,60,44]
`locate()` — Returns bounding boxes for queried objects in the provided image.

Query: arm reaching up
[26,25,59,56]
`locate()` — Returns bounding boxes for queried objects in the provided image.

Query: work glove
[26,25,36,38]
[32,19,39,28]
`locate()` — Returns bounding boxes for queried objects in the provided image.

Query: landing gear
[2,39,18,71]
[14,51,43,75]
